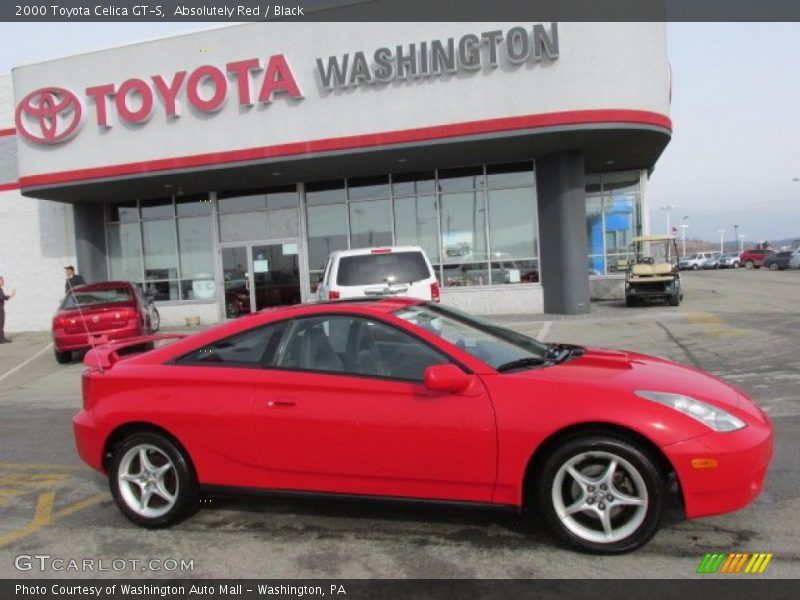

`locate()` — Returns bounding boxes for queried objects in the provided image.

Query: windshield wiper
[496,357,548,373]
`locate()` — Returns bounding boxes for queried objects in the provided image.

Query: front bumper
[664,416,773,519]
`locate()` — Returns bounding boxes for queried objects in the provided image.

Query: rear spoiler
[83,334,187,371]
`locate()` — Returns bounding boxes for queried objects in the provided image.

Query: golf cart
[625,235,683,307]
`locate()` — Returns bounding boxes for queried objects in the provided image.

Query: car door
[168,322,288,489]
[253,314,498,502]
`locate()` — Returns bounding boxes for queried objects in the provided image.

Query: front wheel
[533,435,665,554]
[745,260,755,269]
[109,432,198,528]
[768,263,779,271]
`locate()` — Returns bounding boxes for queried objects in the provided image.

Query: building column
[536,151,590,314]
[72,203,108,284]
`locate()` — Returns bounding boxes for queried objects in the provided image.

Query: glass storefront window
[306,181,345,206]
[438,166,484,193]
[440,191,487,264]
[349,198,392,249]
[108,201,138,223]
[442,262,489,287]
[140,198,174,220]
[106,197,214,301]
[584,172,643,274]
[348,176,389,201]
[392,172,435,197]
[488,187,537,260]
[107,222,142,281]
[393,195,440,264]
[486,162,534,189]
[307,202,348,271]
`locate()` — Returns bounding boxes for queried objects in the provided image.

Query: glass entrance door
[222,242,301,318]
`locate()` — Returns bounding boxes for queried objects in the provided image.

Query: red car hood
[527,347,742,412]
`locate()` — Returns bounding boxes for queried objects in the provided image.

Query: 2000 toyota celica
[73,298,773,553]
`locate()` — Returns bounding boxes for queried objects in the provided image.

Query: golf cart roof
[632,235,677,242]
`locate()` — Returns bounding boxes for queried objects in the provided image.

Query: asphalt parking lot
[0,268,798,579]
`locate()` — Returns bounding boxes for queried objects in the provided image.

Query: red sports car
[72,299,773,553]
[53,281,159,364]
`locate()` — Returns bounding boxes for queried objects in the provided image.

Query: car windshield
[393,303,550,370]
[337,252,431,286]
[62,288,131,309]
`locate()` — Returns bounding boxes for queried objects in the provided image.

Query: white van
[316,246,440,302]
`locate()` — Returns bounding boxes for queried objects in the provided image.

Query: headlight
[635,390,746,432]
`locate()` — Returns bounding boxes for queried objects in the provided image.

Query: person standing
[0,276,16,343]
[64,266,86,293]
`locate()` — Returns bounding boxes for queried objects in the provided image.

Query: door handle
[267,399,296,408]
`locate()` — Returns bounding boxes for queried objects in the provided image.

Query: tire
[625,296,636,307]
[149,308,160,333]
[768,263,778,271]
[109,431,198,528]
[668,292,681,306]
[734,262,740,268]
[533,434,666,554]
[54,349,72,364]
[745,261,755,269]
[692,264,699,271]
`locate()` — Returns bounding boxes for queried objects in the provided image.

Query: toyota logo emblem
[15,87,82,144]
[91,316,100,324]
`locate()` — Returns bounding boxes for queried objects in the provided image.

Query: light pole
[680,224,689,256]
[718,229,725,254]
[659,205,675,234]
[738,234,746,252]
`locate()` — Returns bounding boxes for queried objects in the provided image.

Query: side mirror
[424,364,472,393]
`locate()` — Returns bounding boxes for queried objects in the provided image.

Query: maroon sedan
[52,281,158,363]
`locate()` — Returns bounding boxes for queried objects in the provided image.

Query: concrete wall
[441,285,544,315]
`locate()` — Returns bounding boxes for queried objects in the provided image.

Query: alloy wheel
[117,444,178,518]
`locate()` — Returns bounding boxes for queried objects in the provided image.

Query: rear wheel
[768,263,779,271]
[692,264,699,270]
[54,349,71,364]
[533,435,666,554]
[149,308,160,333]
[745,260,755,269]
[109,432,198,528]
[625,296,636,307]
[668,292,681,306]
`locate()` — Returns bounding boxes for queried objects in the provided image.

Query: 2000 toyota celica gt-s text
[73,298,773,553]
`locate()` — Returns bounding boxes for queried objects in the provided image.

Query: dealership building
[0,22,671,332]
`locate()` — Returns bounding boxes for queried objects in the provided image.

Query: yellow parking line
[32,492,55,526]
[0,462,86,471]
[0,492,107,548]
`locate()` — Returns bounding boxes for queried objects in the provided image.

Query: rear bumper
[664,419,773,519]
[73,409,106,473]
[54,325,141,352]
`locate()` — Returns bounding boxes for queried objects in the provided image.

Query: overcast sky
[0,22,798,244]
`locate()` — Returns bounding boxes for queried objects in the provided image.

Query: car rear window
[336,252,431,286]
[62,288,131,309]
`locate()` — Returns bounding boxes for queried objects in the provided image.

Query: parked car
[316,246,439,302]
[740,248,775,269]
[678,252,715,270]
[73,298,773,554]
[52,281,159,364]
[789,249,800,270]
[763,251,793,271]
[700,253,722,269]
[716,252,742,269]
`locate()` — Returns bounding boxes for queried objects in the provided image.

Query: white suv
[316,246,440,302]
[679,252,715,270]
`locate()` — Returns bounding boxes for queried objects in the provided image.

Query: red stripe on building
[19,109,672,188]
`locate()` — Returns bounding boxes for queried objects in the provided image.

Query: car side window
[176,322,287,368]
[275,315,449,381]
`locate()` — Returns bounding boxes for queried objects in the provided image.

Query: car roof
[329,245,425,258]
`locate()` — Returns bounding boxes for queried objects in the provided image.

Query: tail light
[370,248,392,254]
[430,282,441,303]
[328,290,340,300]
[53,316,67,330]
